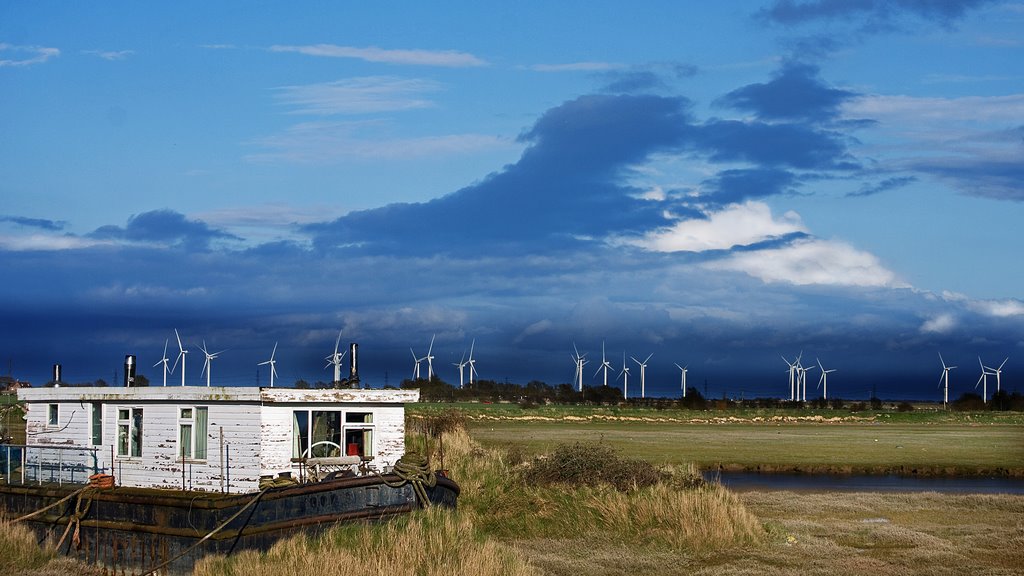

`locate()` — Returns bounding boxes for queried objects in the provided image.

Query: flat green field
[410,404,1024,475]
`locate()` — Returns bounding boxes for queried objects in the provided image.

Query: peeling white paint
[18,387,417,493]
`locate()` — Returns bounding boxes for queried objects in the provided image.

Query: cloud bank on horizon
[1,0,1021,398]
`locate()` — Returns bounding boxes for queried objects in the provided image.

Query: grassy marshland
[430,404,1024,476]
[5,407,1023,575]
[194,423,763,576]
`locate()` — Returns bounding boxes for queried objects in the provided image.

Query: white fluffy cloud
[704,237,906,288]
[627,201,806,252]
[921,313,957,334]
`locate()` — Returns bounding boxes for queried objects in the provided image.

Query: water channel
[703,471,1024,494]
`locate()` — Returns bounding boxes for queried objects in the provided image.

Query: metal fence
[1,444,102,486]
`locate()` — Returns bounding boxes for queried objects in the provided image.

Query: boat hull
[0,473,459,575]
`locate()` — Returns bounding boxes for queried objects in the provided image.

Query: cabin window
[178,407,208,461]
[117,408,143,457]
[344,412,374,458]
[47,404,59,427]
[91,403,102,445]
[292,410,343,458]
[292,410,373,458]
[292,410,309,458]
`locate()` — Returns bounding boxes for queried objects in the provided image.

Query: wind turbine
[938,353,956,408]
[198,340,225,387]
[984,357,1008,394]
[171,329,188,387]
[976,357,996,402]
[798,362,815,402]
[410,348,423,380]
[424,334,436,380]
[259,342,279,388]
[325,330,347,384]
[781,355,798,400]
[675,363,688,398]
[153,339,171,387]
[816,358,835,401]
[453,350,468,389]
[571,343,588,392]
[467,339,478,385]
[594,340,613,387]
[616,352,631,399]
[632,353,653,399]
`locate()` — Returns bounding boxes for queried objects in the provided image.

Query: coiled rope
[380,453,436,508]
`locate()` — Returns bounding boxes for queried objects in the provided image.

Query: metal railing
[1,444,102,486]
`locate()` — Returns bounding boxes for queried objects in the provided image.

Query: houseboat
[1,385,458,574]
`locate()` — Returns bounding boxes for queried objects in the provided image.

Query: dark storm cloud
[716,62,857,123]
[693,119,858,170]
[304,94,694,255]
[757,0,996,28]
[846,175,918,198]
[0,215,67,231]
[90,209,241,250]
[702,168,799,204]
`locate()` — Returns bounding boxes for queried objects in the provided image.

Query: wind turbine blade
[334,330,342,356]
[999,357,1008,370]
[644,353,653,363]
[175,329,184,352]
[427,334,435,356]
[271,342,278,360]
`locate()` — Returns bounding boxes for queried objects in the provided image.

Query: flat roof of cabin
[17,387,420,404]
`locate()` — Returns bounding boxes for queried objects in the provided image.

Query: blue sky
[2,1,1022,400]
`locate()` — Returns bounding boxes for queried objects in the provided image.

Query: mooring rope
[11,485,91,524]
[137,487,271,576]
[55,486,96,551]
[379,453,437,508]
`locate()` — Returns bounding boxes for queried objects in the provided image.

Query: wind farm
[54,330,1013,413]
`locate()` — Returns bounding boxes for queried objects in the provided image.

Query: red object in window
[347,443,360,456]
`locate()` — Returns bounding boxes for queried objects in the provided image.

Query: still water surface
[704,471,1024,494]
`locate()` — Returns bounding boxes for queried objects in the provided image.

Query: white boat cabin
[16,387,418,493]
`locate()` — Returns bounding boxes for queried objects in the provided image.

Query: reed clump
[413,426,764,551]
[0,518,54,573]
[522,441,666,491]
[194,507,537,576]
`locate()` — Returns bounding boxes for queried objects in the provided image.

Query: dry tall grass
[409,424,764,551]
[0,518,54,573]
[194,508,538,576]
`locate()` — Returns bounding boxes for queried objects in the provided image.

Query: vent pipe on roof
[349,343,358,386]
[52,364,61,387]
[124,355,136,387]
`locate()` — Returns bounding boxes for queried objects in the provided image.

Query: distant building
[0,377,31,392]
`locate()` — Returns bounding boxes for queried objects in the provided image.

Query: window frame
[116,407,143,458]
[177,406,208,462]
[292,409,376,459]
[47,404,59,427]
[90,402,102,446]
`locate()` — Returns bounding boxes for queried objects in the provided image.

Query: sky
[2,1,1023,400]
